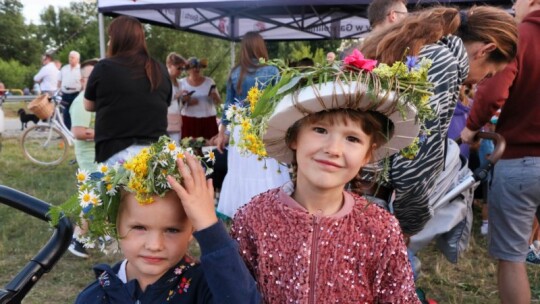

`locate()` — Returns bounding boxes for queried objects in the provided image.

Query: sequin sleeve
[372,215,421,304]
[231,207,259,278]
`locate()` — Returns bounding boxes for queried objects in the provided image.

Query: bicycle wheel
[21,125,69,166]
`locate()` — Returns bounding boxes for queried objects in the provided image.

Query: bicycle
[20,92,75,166]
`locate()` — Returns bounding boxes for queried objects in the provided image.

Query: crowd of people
[16,0,538,302]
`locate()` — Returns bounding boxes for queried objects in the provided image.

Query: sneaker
[98,236,118,254]
[68,239,89,258]
[416,288,438,304]
[526,243,540,265]
[480,222,489,236]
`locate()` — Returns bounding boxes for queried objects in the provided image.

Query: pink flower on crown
[343,49,378,72]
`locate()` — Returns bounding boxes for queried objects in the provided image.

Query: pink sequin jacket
[231,186,420,304]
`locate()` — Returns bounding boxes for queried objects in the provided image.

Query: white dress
[217,127,291,218]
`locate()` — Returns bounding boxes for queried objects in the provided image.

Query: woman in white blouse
[180,57,221,140]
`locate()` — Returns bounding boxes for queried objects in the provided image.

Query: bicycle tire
[21,125,69,166]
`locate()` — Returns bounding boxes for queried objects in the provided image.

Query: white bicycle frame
[43,95,75,146]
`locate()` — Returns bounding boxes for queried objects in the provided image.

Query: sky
[19,0,87,24]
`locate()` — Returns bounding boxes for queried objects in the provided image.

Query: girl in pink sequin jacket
[231,106,421,303]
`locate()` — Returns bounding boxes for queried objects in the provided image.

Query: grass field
[2,100,31,117]
[0,137,539,303]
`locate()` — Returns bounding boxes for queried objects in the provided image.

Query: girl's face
[117,191,192,289]
[167,64,183,78]
[290,116,372,194]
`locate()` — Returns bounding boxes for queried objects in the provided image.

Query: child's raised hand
[167,153,218,231]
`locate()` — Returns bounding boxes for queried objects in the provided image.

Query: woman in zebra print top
[361,6,518,236]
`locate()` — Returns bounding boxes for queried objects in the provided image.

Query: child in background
[448,84,473,157]
[51,137,260,303]
[526,216,540,265]
[477,110,500,236]
[228,52,424,303]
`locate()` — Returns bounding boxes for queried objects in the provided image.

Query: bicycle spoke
[21,126,68,166]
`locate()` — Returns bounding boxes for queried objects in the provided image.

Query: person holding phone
[179,57,221,140]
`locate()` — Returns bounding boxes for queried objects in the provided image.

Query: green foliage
[0,58,37,89]
[312,48,326,65]
[38,5,85,51]
[289,45,328,66]
[267,39,341,65]
[0,0,44,65]
[290,44,313,62]
[53,2,101,62]
[0,0,101,89]
[48,194,78,230]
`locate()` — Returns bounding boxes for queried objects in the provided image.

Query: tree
[35,2,100,64]
[54,3,101,63]
[0,0,101,88]
[37,5,85,52]
[0,59,35,90]
[0,0,43,66]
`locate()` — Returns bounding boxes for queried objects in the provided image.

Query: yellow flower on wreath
[420,94,430,106]
[247,86,262,112]
[240,117,251,132]
[123,147,154,204]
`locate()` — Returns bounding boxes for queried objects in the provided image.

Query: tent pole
[230,41,235,67]
[99,13,106,59]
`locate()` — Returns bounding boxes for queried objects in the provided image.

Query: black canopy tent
[97,0,512,40]
[96,0,512,57]
[98,0,382,41]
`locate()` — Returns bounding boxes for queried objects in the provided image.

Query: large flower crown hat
[49,136,215,251]
[225,49,435,164]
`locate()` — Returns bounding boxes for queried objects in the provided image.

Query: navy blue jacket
[75,222,261,303]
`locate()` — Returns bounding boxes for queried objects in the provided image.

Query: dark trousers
[61,92,79,130]
[205,148,227,190]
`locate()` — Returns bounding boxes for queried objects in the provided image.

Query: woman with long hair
[360,6,518,237]
[84,16,172,165]
[165,52,186,143]
[215,31,290,219]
